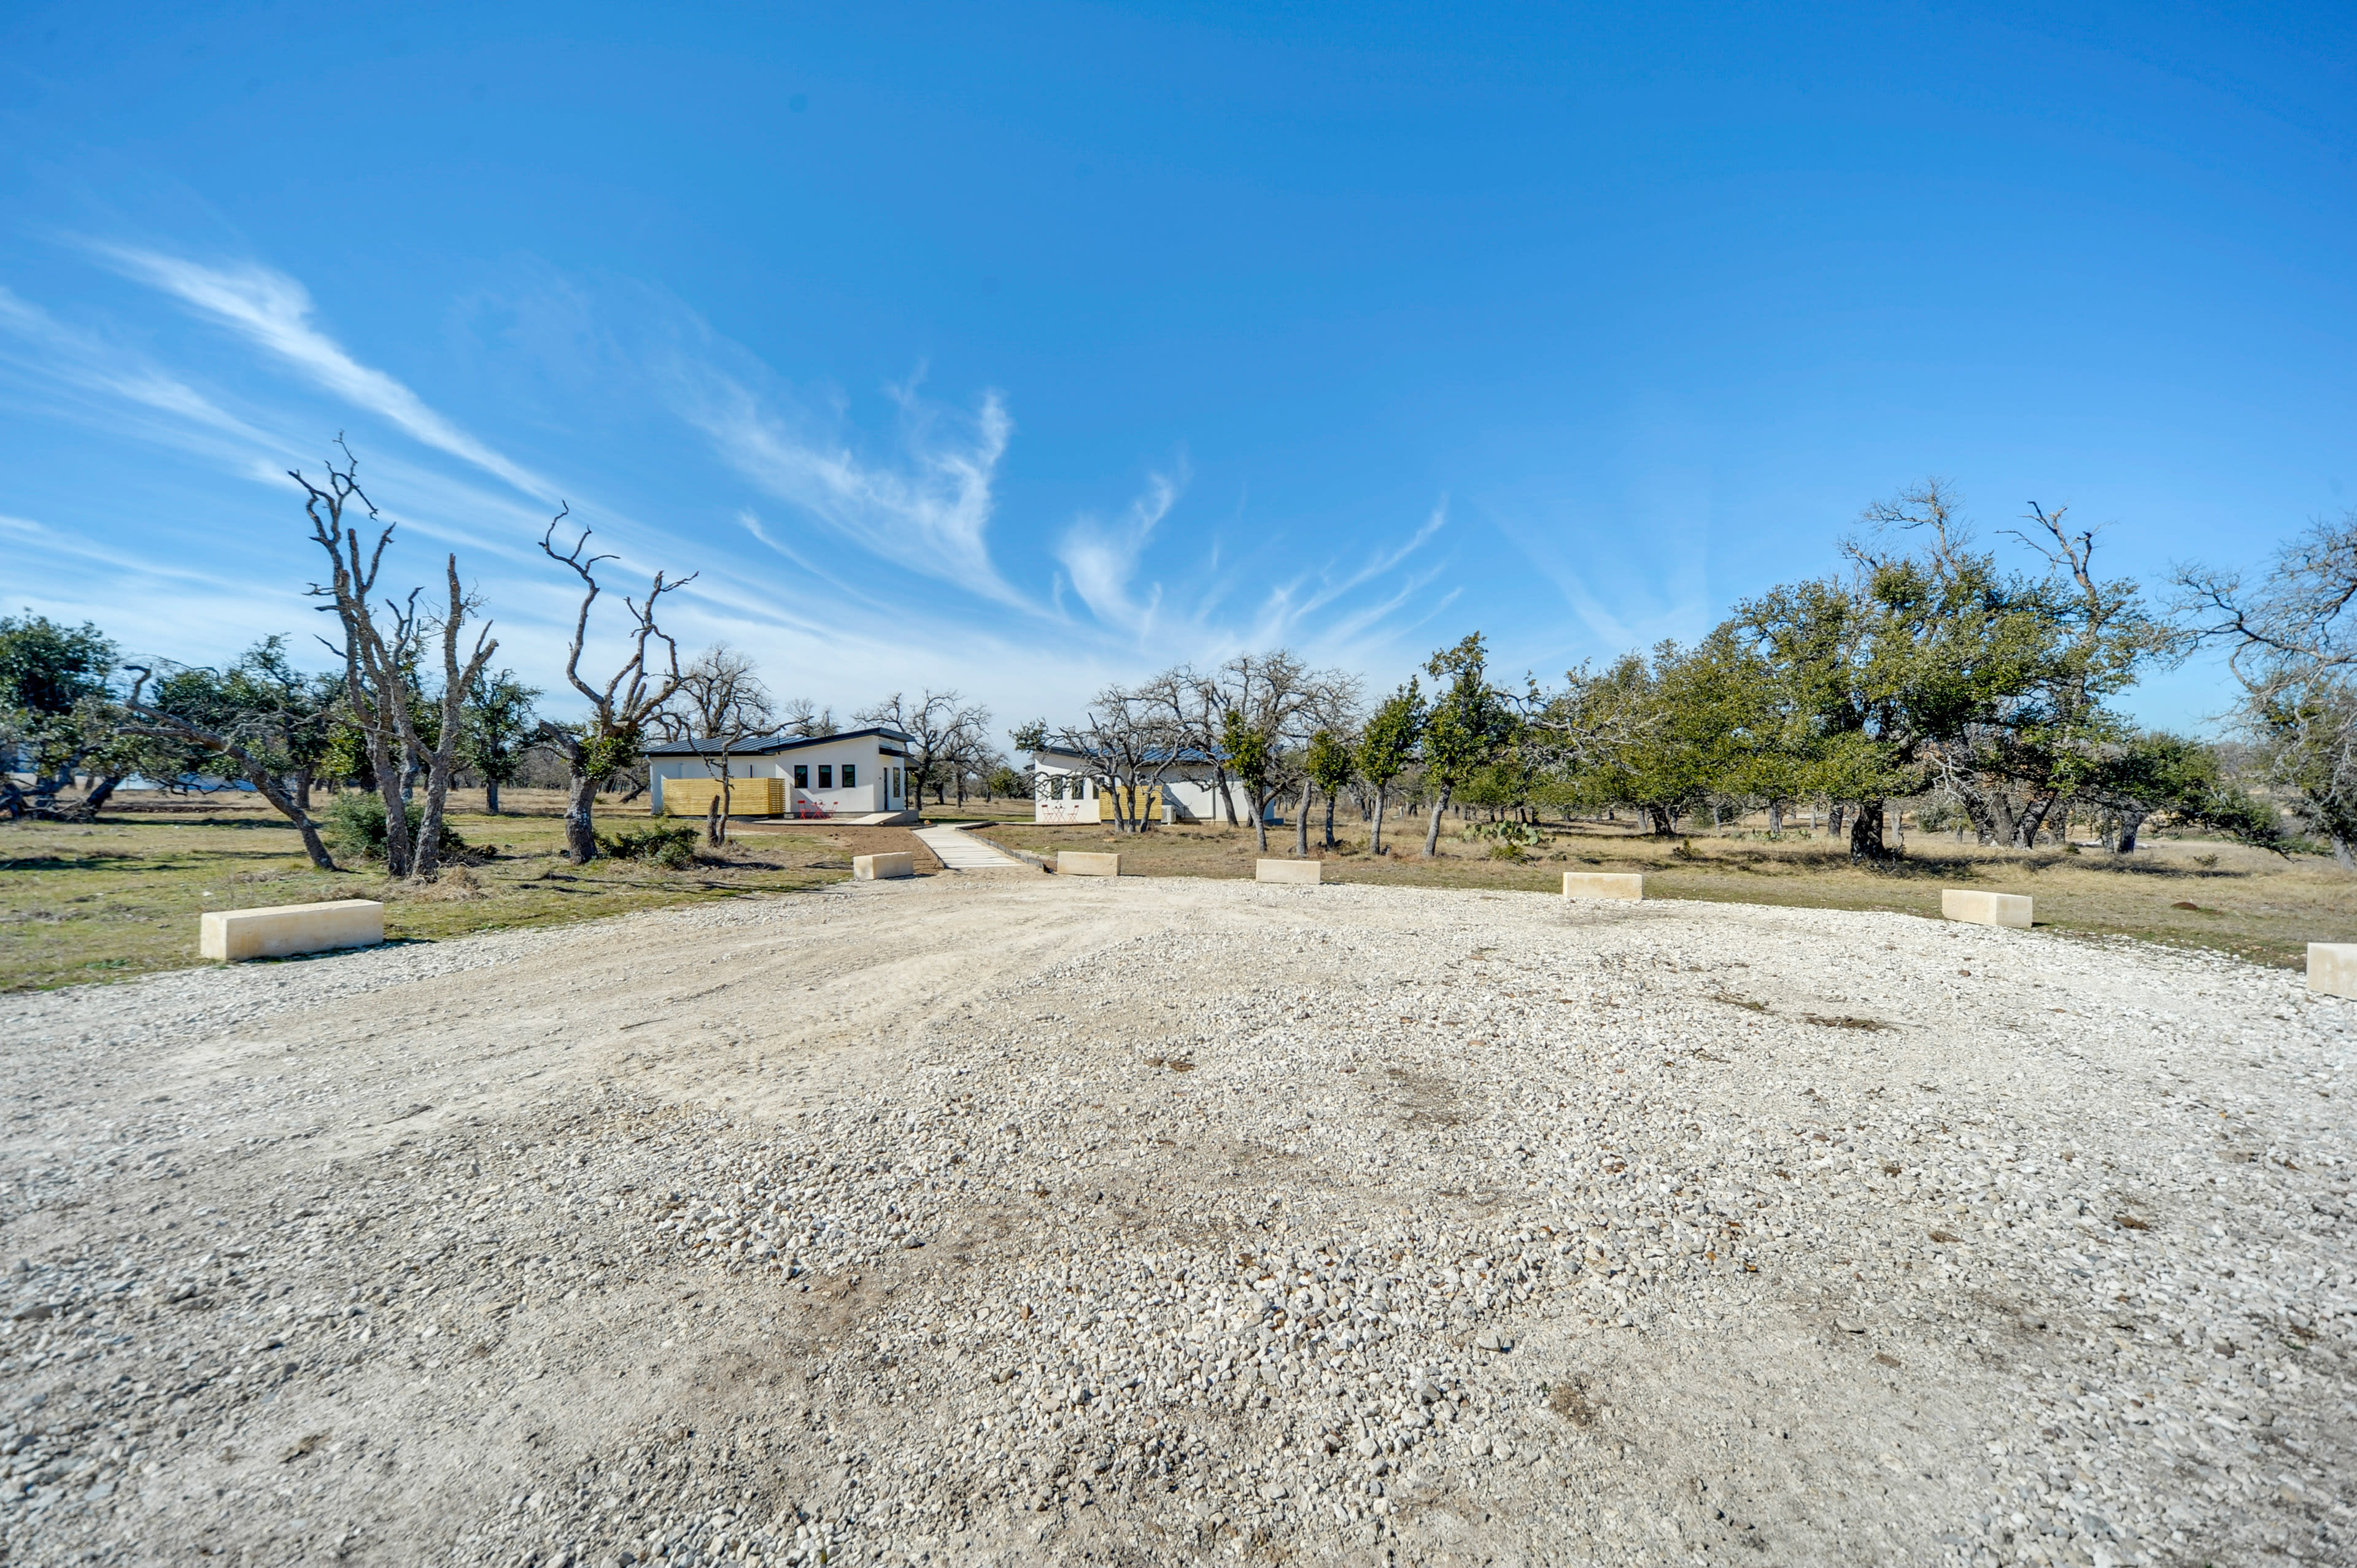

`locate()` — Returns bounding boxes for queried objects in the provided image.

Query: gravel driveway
[2,875,2351,1567]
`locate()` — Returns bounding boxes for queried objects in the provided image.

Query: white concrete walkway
[913,824,1031,871]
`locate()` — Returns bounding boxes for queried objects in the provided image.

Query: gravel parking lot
[2,875,2352,1567]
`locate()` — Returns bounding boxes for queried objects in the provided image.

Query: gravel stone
[0,874,2351,1565]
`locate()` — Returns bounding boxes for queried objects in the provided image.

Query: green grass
[10,792,2349,991]
[0,791,850,992]
[971,817,2357,971]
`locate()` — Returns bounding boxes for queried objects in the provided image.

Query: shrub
[597,823,699,869]
[322,792,466,862]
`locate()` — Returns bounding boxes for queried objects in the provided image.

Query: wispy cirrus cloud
[91,246,552,500]
[1250,498,1450,641]
[676,360,1027,609]
[1,242,1474,736]
[0,282,278,457]
[1055,465,1185,636]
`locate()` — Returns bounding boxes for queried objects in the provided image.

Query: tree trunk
[1252,788,1269,852]
[370,728,413,877]
[2113,809,2148,853]
[1767,799,1783,835]
[1953,782,1999,845]
[563,769,599,863]
[1215,766,1236,826]
[1647,804,1674,836]
[1322,789,1337,849]
[2334,832,2353,870]
[1827,803,1844,840]
[1421,784,1453,857]
[705,797,722,848]
[80,774,125,814]
[414,747,460,882]
[1987,790,2021,849]
[127,709,339,870]
[1295,779,1312,856]
[1369,783,1387,855]
[2016,790,2061,849]
[484,777,501,816]
[1849,798,1890,862]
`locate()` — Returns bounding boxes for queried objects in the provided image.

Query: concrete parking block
[853,852,915,881]
[1562,872,1644,901]
[1256,859,1323,884]
[1058,851,1123,878]
[1941,890,2032,929]
[2309,944,2357,1000]
[200,900,384,962]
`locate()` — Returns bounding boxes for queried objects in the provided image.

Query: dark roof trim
[641,725,912,758]
[1031,744,1224,765]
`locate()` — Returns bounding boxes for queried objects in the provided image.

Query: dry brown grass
[967,814,2355,970]
[0,789,949,992]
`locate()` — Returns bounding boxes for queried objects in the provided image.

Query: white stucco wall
[649,740,907,816]
[1030,754,1268,824]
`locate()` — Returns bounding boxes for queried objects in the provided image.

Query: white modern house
[1028,744,1274,825]
[642,727,915,820]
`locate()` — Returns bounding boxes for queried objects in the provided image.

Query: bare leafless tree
[412,557,500,875]
[299,441,495,879]
[662,643,776,844]
[854,690,988,809]
[536,509,695,863]
[1015,684,1186,835]
[297,445,417,874]
[777,697,838,738]
[1208,650,1361,851]
[1156,666,1238,825]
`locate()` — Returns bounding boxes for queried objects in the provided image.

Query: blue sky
[2,2,2353,739]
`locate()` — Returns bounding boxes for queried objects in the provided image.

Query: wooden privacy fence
[660,776,786,818]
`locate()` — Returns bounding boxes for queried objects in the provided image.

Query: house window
[818,765,834,789]
[794,765,808,789]
[842,763,857,787]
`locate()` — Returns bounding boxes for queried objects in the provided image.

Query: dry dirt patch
[1,877,2351,1567]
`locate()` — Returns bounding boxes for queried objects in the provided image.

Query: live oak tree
[1550,633,1770,836]
[460,670,541,816]
[1418,634,1517,857]
[1732,483,2062,861]
[2075,731,2282,855]
[1306,728,1355,850]
[0,613,133,819]
[123,646,344,870]
[1218,708,1274,850]
[536,509,694,865]
[1355,682,1422,856]
[1953,501,2181,848]
[2180,508,2357,867]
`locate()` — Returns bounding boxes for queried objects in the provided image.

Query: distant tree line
[0,441,1008,873]
[1016,483,2357,867]
[6,470,2353,870]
